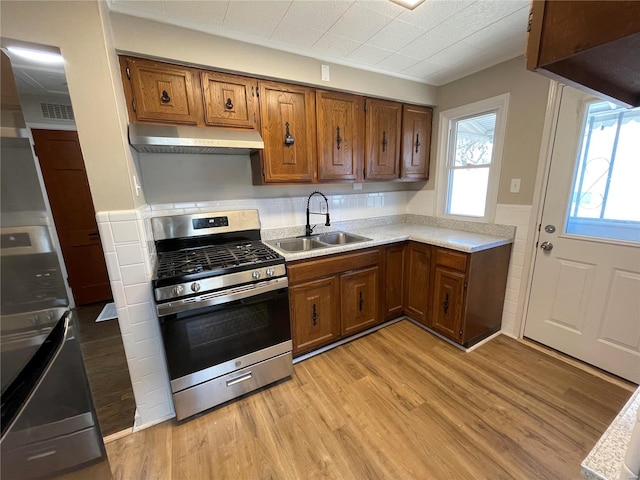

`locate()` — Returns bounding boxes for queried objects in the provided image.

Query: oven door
[158,282,291,392]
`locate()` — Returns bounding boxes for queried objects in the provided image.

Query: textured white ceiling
[108,0,531,86]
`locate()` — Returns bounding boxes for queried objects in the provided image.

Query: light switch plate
[321,64,330,82]
[510,178,521,193]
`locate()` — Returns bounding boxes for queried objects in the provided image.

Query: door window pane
[567,102,640,243]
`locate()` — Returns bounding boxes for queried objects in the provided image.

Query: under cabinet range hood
[128,124,264,155]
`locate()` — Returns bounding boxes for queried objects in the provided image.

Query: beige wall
[432,56,550,205]
[110,13,437,106]
[0,1,141,212]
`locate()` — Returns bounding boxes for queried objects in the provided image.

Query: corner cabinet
[287,248,381,356]
[403,242,431,325]
[430,245,512,347]
[382,243,406,321]
[365,98,402,181]
[316,90,365,182]
[121,56,202,125]
[401,105,432,180]
[526,0,640,107]
[251,81,317,184]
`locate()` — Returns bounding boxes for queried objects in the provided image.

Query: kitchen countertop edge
[265,224,514,262]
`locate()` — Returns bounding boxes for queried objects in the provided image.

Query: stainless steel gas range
[151,210,292,421]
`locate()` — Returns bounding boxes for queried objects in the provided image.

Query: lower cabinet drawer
[435,248,467,272]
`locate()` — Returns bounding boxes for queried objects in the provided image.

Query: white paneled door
[524,86,640,384]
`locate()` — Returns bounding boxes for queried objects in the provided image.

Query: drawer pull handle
[382,131,387,152]
[161,90,170,103]
[359,291,364,312]
[226,372,252,387]
[225,98,234,110]
[336,126,342,150]
[442,293,449,314]
[415,133,421,153]
[28,450,57,461]
[312,303,318,326]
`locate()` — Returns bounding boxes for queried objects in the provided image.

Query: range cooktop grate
[156,240,281,280]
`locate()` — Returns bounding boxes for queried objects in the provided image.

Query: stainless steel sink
[316,231,371,245]
[273,237,326,252]
[270,231,372,253]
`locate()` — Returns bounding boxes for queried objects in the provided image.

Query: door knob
[540,241,554,251]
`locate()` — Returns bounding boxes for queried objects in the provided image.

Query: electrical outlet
[510,178,521,193]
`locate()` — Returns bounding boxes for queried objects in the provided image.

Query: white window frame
[435,93,510,223]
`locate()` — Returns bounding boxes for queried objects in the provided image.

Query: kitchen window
[436,94,509,222]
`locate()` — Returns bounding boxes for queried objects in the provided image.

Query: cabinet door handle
[225,98,234,110]
[336,126,342,150]
[415,133,421,153]
[442,293,449,314]
[359,291,364,312]
[161,90,171,103]
[312,303,318,326]
[382,131,387,152]
[284,122,295,147]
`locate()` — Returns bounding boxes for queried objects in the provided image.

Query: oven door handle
[156,277,288,316]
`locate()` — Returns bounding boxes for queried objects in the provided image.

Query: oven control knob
[173,285,184,297]
[191,282,201,293]
[252,271,261,280]
[266,268,275,277]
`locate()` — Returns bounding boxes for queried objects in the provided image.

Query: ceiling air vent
[40,102,74,121]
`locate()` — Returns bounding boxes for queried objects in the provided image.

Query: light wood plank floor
[106,320,633,479]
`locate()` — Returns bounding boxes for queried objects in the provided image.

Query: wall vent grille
[40,102,74,121]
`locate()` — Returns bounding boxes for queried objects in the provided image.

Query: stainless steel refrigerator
[1,48,111,480]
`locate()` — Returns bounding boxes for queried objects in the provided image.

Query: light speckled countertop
[582,387,640,480]
[264,221,513,261]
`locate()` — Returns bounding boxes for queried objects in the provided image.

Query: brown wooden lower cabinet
[403,242,431,325]
[290,276,340,355]
[430,245,512,347]
[288,248,381,356]
[288,241,511,355]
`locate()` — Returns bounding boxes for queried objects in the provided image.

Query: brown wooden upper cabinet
[365,98,402,181]
[526,0,640,107]
[316,90,365,182]
[251,81,317,183]
[201,71,259,129]
[401,105,432,180]
[121,56,201,125]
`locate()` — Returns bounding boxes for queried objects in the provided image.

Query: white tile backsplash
[116,244,145,266]
[124,283,152,305]
[120,264,147,286]
[111,220,141,243]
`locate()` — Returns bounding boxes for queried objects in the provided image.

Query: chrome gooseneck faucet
[305,191,330,236]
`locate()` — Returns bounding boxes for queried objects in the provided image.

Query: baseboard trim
[293,318,403,364]
[406,318,501,352]
[103,427,134,444]
[132,412,176,433]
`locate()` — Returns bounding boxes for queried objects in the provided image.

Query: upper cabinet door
[124,57,200,125]
[201,72,259,129]
[258,81,316,183]
[316,90,364,182]
[401,105,432,180]
[365,98,401,180]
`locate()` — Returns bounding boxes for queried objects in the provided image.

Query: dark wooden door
[257,81,316,183]
[32,129,112,306]
[290,276,340,355]
[341,266,378,336]
[365,98,401,180]
[316,90,364,182]
[401,105,432,180]
[404,242,431,325]
[383,243,405,320]
[431,267,466,341]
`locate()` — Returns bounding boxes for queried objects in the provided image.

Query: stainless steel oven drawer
[173,351,292,420]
